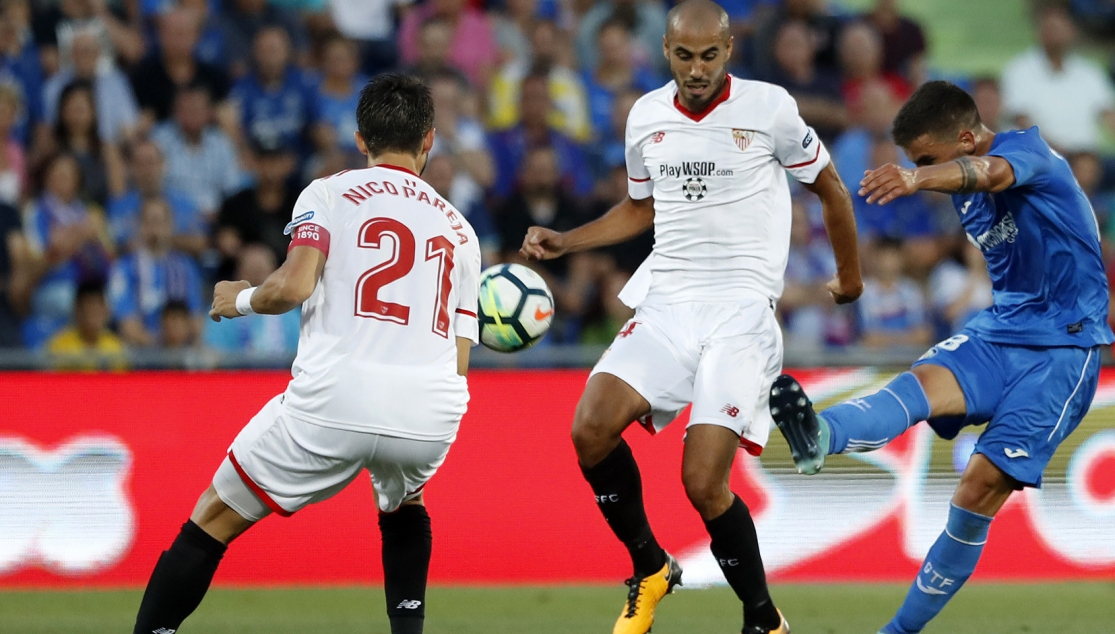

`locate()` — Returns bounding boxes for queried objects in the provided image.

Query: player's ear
[958,129,977,155]
[662,34,669,61]
[422,128,436,154]
[354,131,368,156]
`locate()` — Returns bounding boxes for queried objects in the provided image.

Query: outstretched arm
[860,156,1016,205]
[519,195,655,261]
[803,163,863,304]
[209,245,326,320]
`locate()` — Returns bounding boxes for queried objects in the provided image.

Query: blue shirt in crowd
[488,127,593,199]
[311,75,368,153]
[231,68,316,152]
[107,189,204,247]
[108,250,203,335]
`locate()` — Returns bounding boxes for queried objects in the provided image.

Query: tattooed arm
[858,156,1017,205]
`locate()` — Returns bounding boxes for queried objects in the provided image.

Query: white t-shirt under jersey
[619,75,831,308]
[280,165,482,442]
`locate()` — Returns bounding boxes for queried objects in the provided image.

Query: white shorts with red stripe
[589,297,783,456]
[212,395,452,520]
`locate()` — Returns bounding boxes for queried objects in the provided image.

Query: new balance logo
[1004,448,1029,459]
[651,131,666,143]
[720,404,740,418]
[397,600,423,610]
[617,321,639,338]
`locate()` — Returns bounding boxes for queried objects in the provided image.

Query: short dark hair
[356,73,434,156]
[162,300,191,318]
[75,279,106,302]
[891,81,981,148]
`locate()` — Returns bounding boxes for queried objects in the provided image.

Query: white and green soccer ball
[477,263,555,352]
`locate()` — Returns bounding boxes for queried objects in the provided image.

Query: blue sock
[881,505,993,634]
[822,372,930,454]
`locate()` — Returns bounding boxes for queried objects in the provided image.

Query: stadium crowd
[0,0,1112,366]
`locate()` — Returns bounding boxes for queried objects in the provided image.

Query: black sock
[133,520,227,634]
[704,495,780,630]
[379,504,432,634]
[580,439,666,577]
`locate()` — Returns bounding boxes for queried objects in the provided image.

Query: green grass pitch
[2,583,1114,633]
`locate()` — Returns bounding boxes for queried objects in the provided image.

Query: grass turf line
[1,583,1114,634]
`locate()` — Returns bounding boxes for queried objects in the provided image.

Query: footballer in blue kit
[770,81,1114,634]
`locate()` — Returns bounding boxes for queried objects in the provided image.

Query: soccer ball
[477,263,554,352]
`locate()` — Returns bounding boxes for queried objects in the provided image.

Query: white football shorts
[590,297,783,455]
[212,395,452,520]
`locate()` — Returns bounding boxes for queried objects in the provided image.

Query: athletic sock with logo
[580,439,667,577]
[380,504,432,634]
[703,495,781,630]
[822,371,931,454]
[882,504,992,634]
[133,519,227,634]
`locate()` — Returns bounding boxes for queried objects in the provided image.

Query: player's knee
[572,400,618,459]
[681,469,729,518]
[954,462,1014,516]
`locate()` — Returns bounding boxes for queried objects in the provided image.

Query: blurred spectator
[310,35,367,162]
[493,0,536,66]
[130,7,230,125]
[178,0,231,71]
[46,278,126,370]
[43,27,138,144]
[108,198,202,348]
[215,142,299,278]
[160,300,199,349]
[833,82,936,242]
[400,18,470,85]
[838,21,911,118]
[35,80,126,206]
[858,237,932,349]
[488,72,593,199]
[424,153,499,266]
[762,19,846,143]
[928,238,991,336]
[1069,151,1115,252]
[751,0,845,79]
[780,197,838,349]
[205,244,299,354]
[31,0,144,74]
[972,76,1004,132]
[107,139,204,256]
[862,0,926,80]
[0,0,44,146]
[152,83,243,221]
[22,152,113,349]
[428,72,494,215]
[1001,3,1115,152]
[575,0,667,74]
[0,200,31,347]
[398,0,499,89]
[327,0,411,76]
[230,26,314,153]
[0,83,26,205]
[495,146,598,341]
[580,19,659,140]
[587,88,640,182]
[217,0,308,78]
[490,19,591,142]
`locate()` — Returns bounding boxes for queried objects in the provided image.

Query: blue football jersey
[952,127,1114,347]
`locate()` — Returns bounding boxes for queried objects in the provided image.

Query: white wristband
[235,287,257,316]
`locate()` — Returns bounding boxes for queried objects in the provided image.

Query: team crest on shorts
[732,129,755,151]
[683,177,706,201]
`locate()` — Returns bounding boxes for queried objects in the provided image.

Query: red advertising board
[1,369,1114,587]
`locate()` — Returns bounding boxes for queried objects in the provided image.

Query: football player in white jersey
[521,2,862,633]
[133,74,482,634]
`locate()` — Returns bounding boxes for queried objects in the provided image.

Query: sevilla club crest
[732,129,755,151]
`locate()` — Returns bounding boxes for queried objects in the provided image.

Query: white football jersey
[620,75,831,307]
[280,165,482,441]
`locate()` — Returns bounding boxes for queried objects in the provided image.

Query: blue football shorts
[912,330,1101,487]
